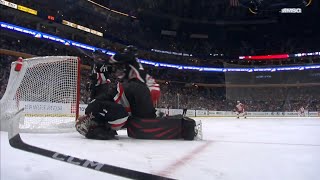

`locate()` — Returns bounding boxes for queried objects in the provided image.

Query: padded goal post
[0,56,81,132]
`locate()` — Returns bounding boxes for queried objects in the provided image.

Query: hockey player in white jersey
[235,101,247,119]
[298,106,305,117]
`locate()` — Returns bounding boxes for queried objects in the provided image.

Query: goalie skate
[194,120,203,140]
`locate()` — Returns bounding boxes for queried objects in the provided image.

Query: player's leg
[122,81,157,118]
[126,115,200,140]
[76,99,128,140]
[126,115,182,139]
[195,119,203,140]
[182,109,187,117]
[238,112,246,118]
[150,89,161,107]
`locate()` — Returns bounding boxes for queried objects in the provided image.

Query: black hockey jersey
[110,53,147,83]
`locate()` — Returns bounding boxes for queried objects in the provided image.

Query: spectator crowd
[2,0,319,67]
[1,1,319,112]
[1,38,319,112]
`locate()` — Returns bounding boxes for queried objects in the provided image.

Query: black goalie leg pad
[126,116,183,139]
[182,117,196,140]
[85,126,117,140]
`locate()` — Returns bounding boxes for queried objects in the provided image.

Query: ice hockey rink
[1,117,320,180]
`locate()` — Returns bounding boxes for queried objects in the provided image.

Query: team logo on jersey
[99,109,108,117]
[100,65,108,72]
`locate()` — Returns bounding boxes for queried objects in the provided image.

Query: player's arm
[85,99,128,129]
[87,55,116,100]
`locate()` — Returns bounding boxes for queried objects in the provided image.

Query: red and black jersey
[110,53,147,83]
[236,103,245,113]
[109,53,160,111]
[113,80,157,119]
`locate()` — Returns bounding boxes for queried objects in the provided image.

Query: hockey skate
[194,120,203,140]
[182,117,203,140]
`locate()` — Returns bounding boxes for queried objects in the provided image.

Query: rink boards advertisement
[19,101,75,117]
[16,102,319,118]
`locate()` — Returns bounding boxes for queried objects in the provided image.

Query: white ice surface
[1,117,320,180]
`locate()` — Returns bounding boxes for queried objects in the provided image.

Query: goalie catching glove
[76,113,118,140]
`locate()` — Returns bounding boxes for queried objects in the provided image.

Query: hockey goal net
[0,56,81,133]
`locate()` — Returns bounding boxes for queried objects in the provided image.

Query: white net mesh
[0,56,80,133]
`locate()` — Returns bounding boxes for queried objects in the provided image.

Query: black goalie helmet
[123,45,138,56]
[107,45,139,79]
[109,45,138,64]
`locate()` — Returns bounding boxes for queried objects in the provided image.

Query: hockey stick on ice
[8,109,174,180]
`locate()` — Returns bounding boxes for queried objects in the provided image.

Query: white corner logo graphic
[280,8,302,14]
